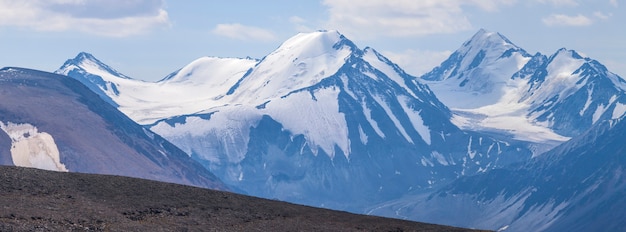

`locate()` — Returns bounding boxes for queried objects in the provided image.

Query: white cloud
[609,0,618,7]
[536,0,579,7]
[381,49,453,76]
[289,16,306,24]
[212,23,276,41]
[0,0,169,37]
[593,11,612,20]
[542,14,593,26]
[321,0,515,39]
[323,0,468,38]
[289,16,314,32]
[467,0,517,12]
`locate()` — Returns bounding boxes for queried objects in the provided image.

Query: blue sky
[0,0,623,81]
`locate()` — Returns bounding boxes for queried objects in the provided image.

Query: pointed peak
[463,29,517,49]
[68,52,107,67]
[452,29,530,62]
[58,52,132,80]
[555,47,569,54]
[473,28,490,37]
[75,52,97,60]
[551,48,585,60]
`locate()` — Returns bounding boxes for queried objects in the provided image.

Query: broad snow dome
[56,53,257,125]
[225,30,356,105]
[161,56,256,85]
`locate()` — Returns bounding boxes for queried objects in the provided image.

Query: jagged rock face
[421,29,626,153]
[57,30,532,211]
[0,67,226,190]
[515,49,626,137]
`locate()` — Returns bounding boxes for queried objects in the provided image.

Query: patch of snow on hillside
[398,96,431,145]
[0,121,68,172]
[265,87,350,160]
[431,151,449,166]
[373,95,413,143]
[580,88,593,116]
[612,102,626,119]
[358,125,368,144]
[593,104,607,124]
[362,101,385,138]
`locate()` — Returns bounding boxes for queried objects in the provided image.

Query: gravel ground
[0,166,488,232]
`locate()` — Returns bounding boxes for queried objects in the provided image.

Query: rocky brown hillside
[0,67,225,190]
[0,166,486,231]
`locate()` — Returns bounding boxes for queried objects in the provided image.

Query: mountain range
[370,30,626,231]
[57,30,535,212]
[369,104,626,231]
[422,29,626,154]
[38,28,626,231]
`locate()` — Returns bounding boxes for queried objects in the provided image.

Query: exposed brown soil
[0,166,487,232]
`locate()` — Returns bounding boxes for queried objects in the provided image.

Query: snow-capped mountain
[57,52,257,125]
[421,29,626,153]
[514,49,626,137]
[57,30,531,211]
[0,67,226,190]
[369,112,626,232]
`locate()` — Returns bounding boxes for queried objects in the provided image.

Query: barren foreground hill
[0,166,485,231]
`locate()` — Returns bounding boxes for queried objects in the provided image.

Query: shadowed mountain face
[0,67,225,190]
[369,115,626,231]
[0,165,484,232]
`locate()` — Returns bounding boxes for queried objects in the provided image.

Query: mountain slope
[0,67,225,190]
[421,29,626,153]
[0,165,483,232]
[58,30,532,212]
[369,112,626,231]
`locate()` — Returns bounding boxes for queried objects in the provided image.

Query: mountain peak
[421,29,530,84]
[58,52,132,80]
[552,48,584,60]
[272,30,359,58]
[224,30,360,103]
[75,52,97,62]
[461,29,520,53]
